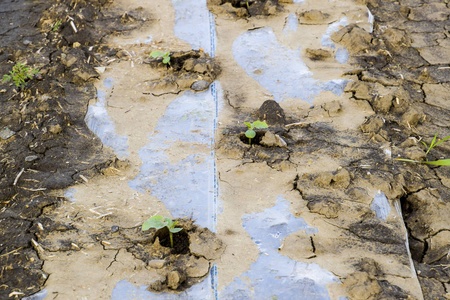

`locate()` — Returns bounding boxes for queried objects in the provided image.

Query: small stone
[298,10,330,24]
[260,131,287,148]
[61,53,78,68]
[191,80,210,91]
[323,100,342,116]
[25,155,39,162]
[0,127,15,140]
[148,259,166,269]
[149,280,164,292]
[22,39,32,45]
[48,124,62,134]
[167,270,186,290]
[111,225,119,233]
[305,48,332,61]
[94,67,106,74]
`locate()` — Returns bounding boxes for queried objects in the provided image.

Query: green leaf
[253,121,268,129]
[169,227,183,233]
[421,159,450,166]
[245,130,256,139]
[394,158,420,163]
[433,135,450,148]
[2,74,11,82]
[165,217,175,228]
[150,51,163,58]
[142,215,167,231]
[426,133,438,154]
[163,51,170,58]
[244,122,252,129]
[162,57,170,64]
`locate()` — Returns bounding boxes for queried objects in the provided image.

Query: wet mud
[1,0,449,299]
[207,0,284,18]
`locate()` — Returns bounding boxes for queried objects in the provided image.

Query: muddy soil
[208,0,284,17]
[0,0,449,299]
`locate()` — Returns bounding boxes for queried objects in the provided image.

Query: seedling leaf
[142,215,167,231]
[244,122,252,129]
[170,228,183,233]
[163,57,170,64]
[426,133,438,155]
[245,130,256,139]
[150,50,163,58]
[253,121,268,129]
[394,158,420,163]
[421,159,450,166]
[433,135,450,148]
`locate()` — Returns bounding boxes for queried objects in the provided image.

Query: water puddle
[85,77,129,159]
[232,27,349,105]
[221,196,338,299]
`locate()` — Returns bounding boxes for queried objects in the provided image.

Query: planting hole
[155,227,190,254]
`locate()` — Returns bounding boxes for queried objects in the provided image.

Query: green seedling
[150,50,171,65]
[52,20,62,31]
[142,215,182,248]
[395,133,450,166]
[2,62,38,90]
[244,120,268,145]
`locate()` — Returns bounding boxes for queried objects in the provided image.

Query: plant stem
[169,231,174,248]
[249,138,252,145]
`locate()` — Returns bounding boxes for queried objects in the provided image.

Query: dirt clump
[145,50,221,93]
[207,0,285,18]
[91,218,224,293]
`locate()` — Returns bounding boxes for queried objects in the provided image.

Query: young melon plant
[150,50,171,65]
[244,121,268,145]
[142,215,182,248]
[396,133,450,166]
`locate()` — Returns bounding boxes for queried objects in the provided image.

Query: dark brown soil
[145,50,221,92]
[0,0,149,298]
[208,0,284,18]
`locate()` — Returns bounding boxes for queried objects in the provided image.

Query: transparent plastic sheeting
[232,27,349,105]
[371,190,391,221]
[22,289,47,300]
[283,13,299,34]
[128,85,220,230]
[220,196,339,300]
[85,77,129,159]
[172,0,216,55]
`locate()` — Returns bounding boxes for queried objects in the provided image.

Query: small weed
[2,63,38,90]
[150,50,171,65]
[396,133,450,166]
[244,121,268,145]
[52,20,62,31]
[142,215,182,248]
